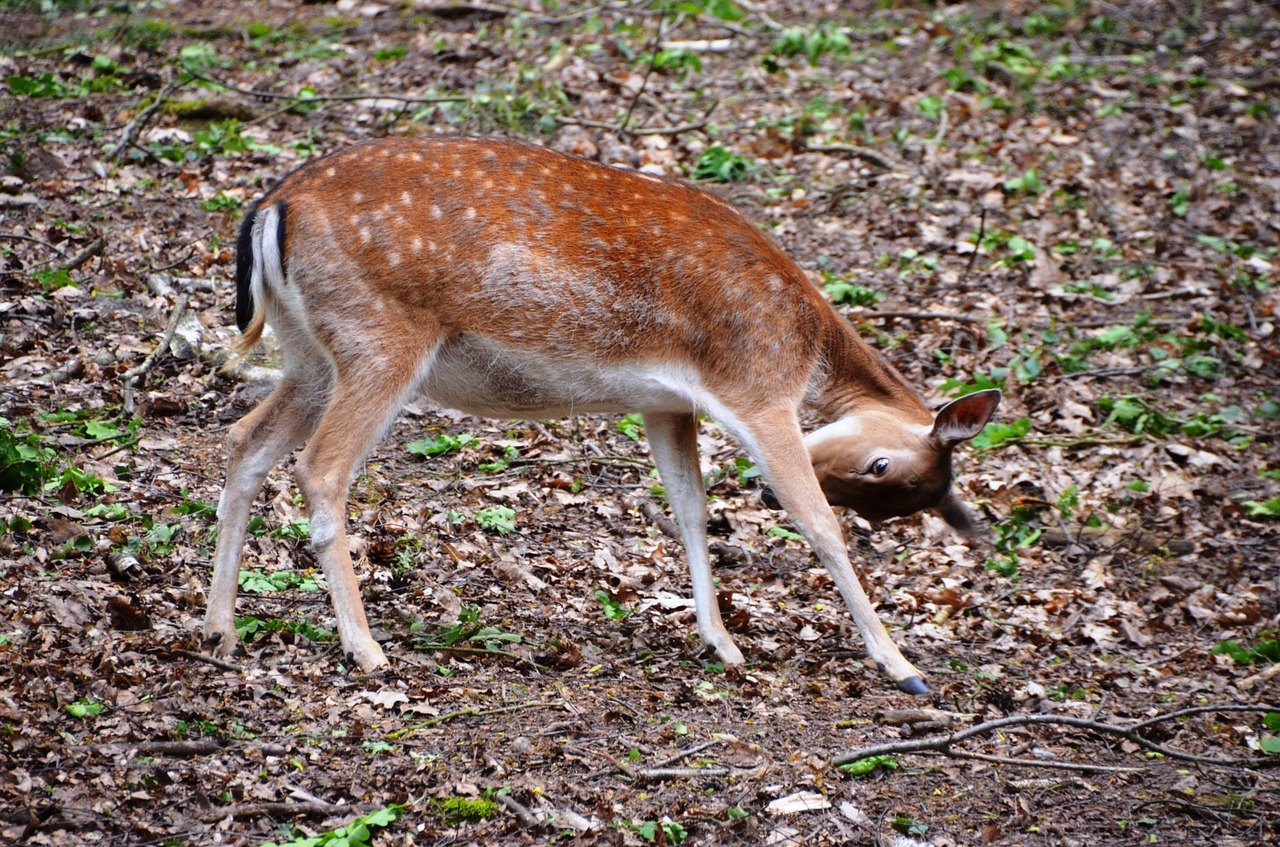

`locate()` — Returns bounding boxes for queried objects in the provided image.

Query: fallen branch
[121,292,191,414]
[497,792,545,828]
[56,237,105,271]
[201,801,369,822]
[387,700,565,739]
[834,705,1280,770]
[636,766,731,781]
[105,79,186,162]
[805,142,904,172]
[855,310,990,325]
[172,648,242,673]
[187,70,467,106]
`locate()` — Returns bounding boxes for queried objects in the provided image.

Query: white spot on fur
[412,236,423,253]
[388,252,401,267]
[351,191,364,204]
[360,227,371,244]
[431,205,442,219]
[465,208,476,220]
[326,167,336,178]
[401,191,412,206]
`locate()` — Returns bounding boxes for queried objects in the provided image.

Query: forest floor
[1,1,1278,845]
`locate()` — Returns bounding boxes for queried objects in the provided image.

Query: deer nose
[760,486,781,510]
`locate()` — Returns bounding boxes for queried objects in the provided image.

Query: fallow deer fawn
[203,136,1000,694]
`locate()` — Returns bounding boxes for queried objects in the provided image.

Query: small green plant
[822,272,885,307]
[200,192,243,212]
[839,754,898,776]
[916,95,945,120]
[475,506,516,535]
[236,615,335,644]
[1003,168,1043,194]
[1241,497,1280,520]
[46,466,115,500]
[66,698,105,718]
[891,816,930,838]
[986,505,1041,577]
[239,569,326,593]
[263,804,403,847]
[692,145,752,182]
[1212,632,1280,665]
[767,26,851,68]
[970,417,1031,451]
[7,73,88,98]
[766,525,803,542]
[0,423,58,493]
[595,590,631,621]
[421,605,522,652]
[625,817,689,845]
[34,268,76,289]
[617,413,645,442]
[407,432,478,457]
[363,740,396,756]
[1097,395,1178,436]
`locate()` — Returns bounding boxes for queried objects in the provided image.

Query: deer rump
[207,136,1000,695]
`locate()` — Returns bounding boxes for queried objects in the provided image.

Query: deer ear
[931,389,1001,449]
[935,489,987,541]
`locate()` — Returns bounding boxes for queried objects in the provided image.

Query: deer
[202,136,1000,695]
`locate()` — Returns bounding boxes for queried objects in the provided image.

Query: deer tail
[230,200,286,362]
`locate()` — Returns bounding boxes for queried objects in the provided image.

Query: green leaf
[475,506,516,535]
[406,432,477,457]
[970,417,1031,451]
[1241,497,1280,520]
[839,754,898,776]
[1260,736,1280,755]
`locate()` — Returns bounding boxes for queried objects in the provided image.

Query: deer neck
[810,314,932,425]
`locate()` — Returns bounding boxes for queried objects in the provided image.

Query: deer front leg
[740,411,929,695]
[645,412,744,665]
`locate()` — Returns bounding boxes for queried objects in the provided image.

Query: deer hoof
[896,675,931,696]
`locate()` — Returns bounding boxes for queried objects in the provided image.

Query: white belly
[421,333,704,419]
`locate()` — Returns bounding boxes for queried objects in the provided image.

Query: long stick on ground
[833,705,1280,769]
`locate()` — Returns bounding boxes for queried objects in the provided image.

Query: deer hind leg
[293,353,434,671]
[735,409,929,695]
[203,378,325,657]
[645,412,744,665]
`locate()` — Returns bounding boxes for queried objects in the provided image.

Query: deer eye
[870,457,890,477]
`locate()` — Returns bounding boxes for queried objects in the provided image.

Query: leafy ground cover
[1,1,1277,844]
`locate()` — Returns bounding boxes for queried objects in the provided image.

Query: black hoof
[896,676,931,696]
[760,487,781,510]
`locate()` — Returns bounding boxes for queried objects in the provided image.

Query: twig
[636,766,731,781]
[622,8,667,131]
[387,700,565,739]
[187,70,467,105]
[947,749,1141,773]
[121,292,191,414]
[641,500,682,543]
[106,79,186,162]
[497,793,545,828]
[0,232,67,256]
[855,310,990,325]
[418,643,542,669]
[201,801,367,822]
[649,738,724,769]
[960,208,987,286]
[555,115,711,136]
[805,142,903,173]
[56,237,105,271]
[833,705,1280,769]
[172,648,242,672]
